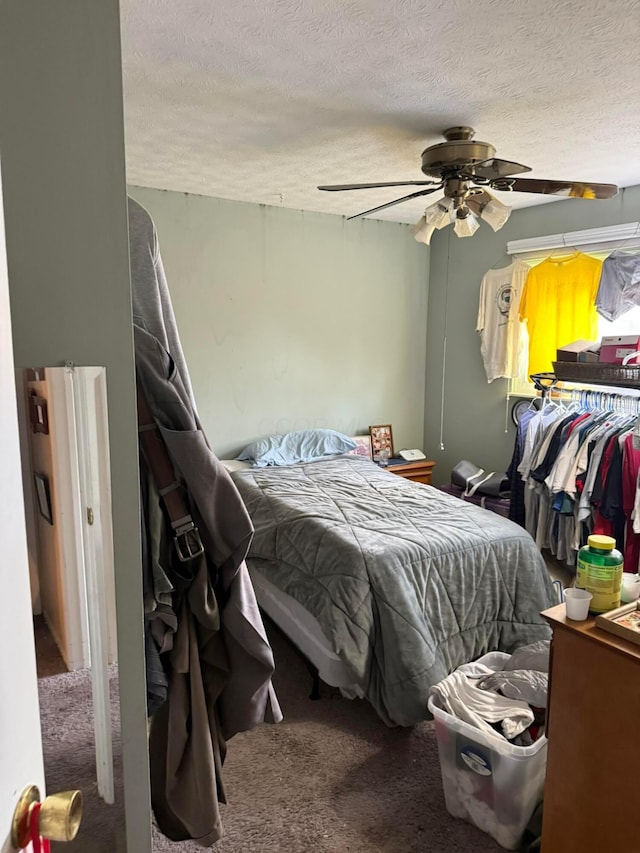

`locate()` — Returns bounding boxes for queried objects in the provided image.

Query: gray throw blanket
[232,456,556,726]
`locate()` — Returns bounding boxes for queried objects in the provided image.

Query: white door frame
[0,157,46,851]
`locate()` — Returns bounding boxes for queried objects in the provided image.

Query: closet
[481,221,640,573]
[509,377,640,571]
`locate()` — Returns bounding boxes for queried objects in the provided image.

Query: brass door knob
[11,785,83,849]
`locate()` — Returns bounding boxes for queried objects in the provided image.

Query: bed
[224,451,556,727]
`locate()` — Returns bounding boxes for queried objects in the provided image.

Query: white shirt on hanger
[476,260,529,383]
[518,408,556,478]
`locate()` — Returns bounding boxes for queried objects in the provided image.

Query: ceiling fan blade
[491,177,618,199]
[346,186,442,220]
[465,158,532,179]
[318,180,439,192]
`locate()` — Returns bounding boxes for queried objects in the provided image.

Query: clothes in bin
[427,651,548,851]
[438,483,511,518]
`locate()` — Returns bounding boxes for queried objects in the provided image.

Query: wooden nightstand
[540,604,640,852]
[386,459,435,485]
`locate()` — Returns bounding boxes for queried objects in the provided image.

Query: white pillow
[237,429,357,467]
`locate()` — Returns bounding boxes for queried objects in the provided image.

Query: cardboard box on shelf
[599,335,640,365]
[556,340,600,363]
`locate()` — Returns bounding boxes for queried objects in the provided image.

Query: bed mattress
[249,565,361,693]
[231,456,556,726]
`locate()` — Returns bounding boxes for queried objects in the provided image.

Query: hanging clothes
[129,197,197,408]
[511,391,640,569]
[622,433,640,572]
[519,252,601,375]
[507,405,537,526]
[477,260,529,382]
[595,250,640,322]
[516,405,562,541]
[592,431,623,540]
[129,197,282,846]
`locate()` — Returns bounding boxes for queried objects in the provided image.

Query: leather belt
[136,382,204,563]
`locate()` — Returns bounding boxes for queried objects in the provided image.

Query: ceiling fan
[318,127,618,241]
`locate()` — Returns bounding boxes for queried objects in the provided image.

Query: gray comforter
[231,456,556,726]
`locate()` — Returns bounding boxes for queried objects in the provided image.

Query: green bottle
[576,534,623,614]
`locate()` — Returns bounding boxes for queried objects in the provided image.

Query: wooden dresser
[387,459,435,484]
[541,604,640,852]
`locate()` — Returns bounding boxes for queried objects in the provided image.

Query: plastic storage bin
[427,651,547,850]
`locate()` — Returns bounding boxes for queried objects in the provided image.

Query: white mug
[621,573,640,603]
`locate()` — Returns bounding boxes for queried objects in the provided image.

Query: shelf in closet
[551,361,640,389]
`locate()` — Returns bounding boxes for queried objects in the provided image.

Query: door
[0,162,46,848]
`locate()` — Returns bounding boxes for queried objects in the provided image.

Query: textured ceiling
[121,0,640,224]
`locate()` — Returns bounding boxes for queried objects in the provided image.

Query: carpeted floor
[39,619,503,853]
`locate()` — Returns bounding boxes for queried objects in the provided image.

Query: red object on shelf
[599,335,640,365]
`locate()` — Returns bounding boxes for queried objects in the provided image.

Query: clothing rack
[530,372,640,415]
[568,387,640,415]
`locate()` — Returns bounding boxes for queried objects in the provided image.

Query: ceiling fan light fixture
[411,215,436,245]
[479,194,512,232]
[453,209,480,238]
[424,197,455,230]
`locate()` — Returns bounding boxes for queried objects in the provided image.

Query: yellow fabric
[519,252,602,375]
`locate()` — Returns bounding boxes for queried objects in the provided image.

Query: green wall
[0,3,151,851]
[129,187,430,458]
[425,185,640,485]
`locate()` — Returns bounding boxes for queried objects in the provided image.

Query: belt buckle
[174,520,205,562]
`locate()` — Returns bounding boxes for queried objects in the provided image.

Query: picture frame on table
[346,435,373,459]
[34,472,54,525]
[595,601,640,647]
[369,424,394,463]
